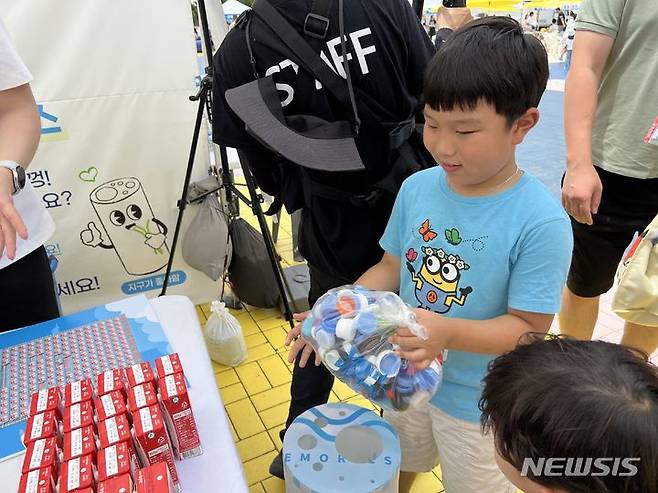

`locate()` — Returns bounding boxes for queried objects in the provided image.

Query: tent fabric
[222,0,250,16]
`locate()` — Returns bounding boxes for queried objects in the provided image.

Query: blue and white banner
[1,0,228,312]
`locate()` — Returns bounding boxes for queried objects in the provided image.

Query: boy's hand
[285,311,322,368]
[391,308,451,370]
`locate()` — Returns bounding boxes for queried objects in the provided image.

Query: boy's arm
[393,308,553,368]
[355,252,401,292]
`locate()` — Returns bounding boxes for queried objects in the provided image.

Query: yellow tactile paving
[257,316,290,332]
[249,483,266,493]
[258,354,292,388]
[236,431,276,462]
[258,401,290,429]
[195,210,442,491]
[219,382,248,405]
[411,471,445,493]
[250,384,290,412]
[244,450,280,485]
[236,362,272,395]
[215,368,240,388]
[267,428,283,450]
[262,327,288,350]
[262,476,287,493]
[245,332,268,349]
[226,397,266,440]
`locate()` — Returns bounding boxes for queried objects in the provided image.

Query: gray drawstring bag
[228,217,281,308]
[182,177,232,281]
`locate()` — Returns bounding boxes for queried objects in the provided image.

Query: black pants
[279,263,353,441]
[566,167,658,297]
[0,246,59,332]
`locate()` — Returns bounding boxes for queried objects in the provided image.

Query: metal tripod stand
[159,0,294,327]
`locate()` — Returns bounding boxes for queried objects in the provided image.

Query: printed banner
[2,0,228,312]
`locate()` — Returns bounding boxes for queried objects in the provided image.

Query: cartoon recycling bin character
[80,177,169,276]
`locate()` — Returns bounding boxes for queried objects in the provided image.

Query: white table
[0,295,248,493]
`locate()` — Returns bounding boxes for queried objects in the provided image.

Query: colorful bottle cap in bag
[301,317,315,340]
[314,293,339,320]
[364,366,384,386]
[354,312,379,336]
[313,327,335,350]
[376,350,401,378]
[341,342,359,359]
[322,350,344,371]
[336,290,368,318]
[335,318,357,342]
[354,359,376,382]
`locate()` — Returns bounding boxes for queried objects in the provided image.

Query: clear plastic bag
[203,301,247,367]
[302,285,443,411]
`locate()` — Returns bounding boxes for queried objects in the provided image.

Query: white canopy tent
[223,0,250,23]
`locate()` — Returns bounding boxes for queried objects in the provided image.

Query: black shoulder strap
[251,0,355,117]
[303,0,335,40]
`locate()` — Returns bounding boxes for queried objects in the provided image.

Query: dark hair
[424,16,548,126]
[480,335,658,493]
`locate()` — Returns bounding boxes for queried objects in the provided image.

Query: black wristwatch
[0,160,27,195]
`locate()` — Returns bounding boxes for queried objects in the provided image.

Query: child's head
[423,17,548,193]
[480,336,658,493]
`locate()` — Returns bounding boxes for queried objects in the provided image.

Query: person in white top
[0,19,59,331]
[562,15,576,71]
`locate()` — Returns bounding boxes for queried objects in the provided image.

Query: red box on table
[136,462,175,493]
[58,455,95,493]
[98,474,133,493]
[22,437,59,475]
[97,441,135,483]
[17,467,57,493]
[63,379,94,408]
[62,401,95,434]
[127,383,158,413]
[24,410,59,447]
[62,425,97,462]
[29,388,61,418]
[95,390,127,421]
[154,354,183,378]
[97,369,126,398]
[132,405,179,491]
[98,413,140,472]
[125,363,155,388]
[158,373,202,460]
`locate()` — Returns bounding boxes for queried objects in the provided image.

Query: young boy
[481,336,658,493]
[353,17,573,492]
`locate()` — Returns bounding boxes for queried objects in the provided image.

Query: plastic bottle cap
[355,293,369,309]
[364,368,380,386]
[342,342,358,358]
[322,350,343,371]
[315,328,335,349]
[301,318,315,339]
[376,350,401,377]
[355,312,379,336]
[365,354,378,365]
[335,318,356,342]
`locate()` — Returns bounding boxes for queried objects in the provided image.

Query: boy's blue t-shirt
[380,167,573,423]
